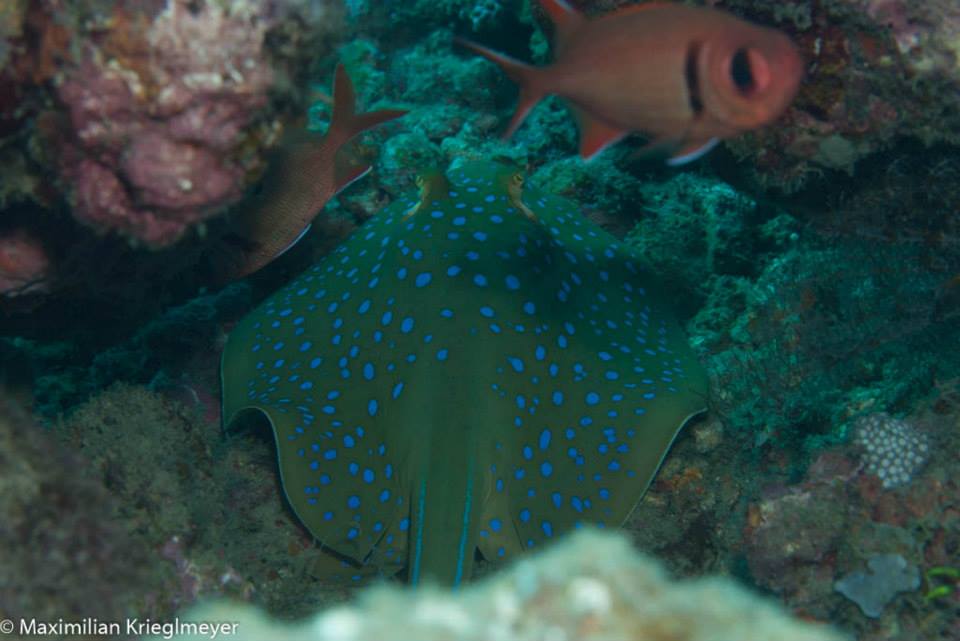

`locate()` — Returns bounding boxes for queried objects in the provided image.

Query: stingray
[221,160,708,585]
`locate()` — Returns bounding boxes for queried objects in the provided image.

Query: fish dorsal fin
[570,105,628,160]
[539,0,586,51]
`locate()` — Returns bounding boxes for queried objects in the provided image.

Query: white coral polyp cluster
[854,413,929,489]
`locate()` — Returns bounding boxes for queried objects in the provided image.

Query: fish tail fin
[326,63,406,190]
[456,38,548,139]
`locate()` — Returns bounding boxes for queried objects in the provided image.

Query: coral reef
[854,412,930,489]
[834,553,920,618]
[52,0,341,247]
[742,386,960,640]
[172,530,845,641]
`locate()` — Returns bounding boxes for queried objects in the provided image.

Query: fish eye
[415,175,425,187]
[730,48,755,94]
[512,174,524,185]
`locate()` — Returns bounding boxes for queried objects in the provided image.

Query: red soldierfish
[215,64,405,281]
[459,0,803,164]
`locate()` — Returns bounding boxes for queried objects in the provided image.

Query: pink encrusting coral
[53,0,326,247]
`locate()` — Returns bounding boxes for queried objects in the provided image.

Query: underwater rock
[834,553,920,618]
[168,530,845,641]
[0,391,148,622]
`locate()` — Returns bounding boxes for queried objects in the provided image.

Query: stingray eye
[512,173,524,185]
[415,175,425,187]
[729,48,771,96]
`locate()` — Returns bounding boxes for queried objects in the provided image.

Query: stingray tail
[455,38,549,140]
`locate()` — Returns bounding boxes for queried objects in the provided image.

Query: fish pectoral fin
[666,137,720,166]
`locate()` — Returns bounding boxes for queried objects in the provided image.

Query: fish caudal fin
[328,63,407,192]
[329,63,407,148]
[456,38,548,140]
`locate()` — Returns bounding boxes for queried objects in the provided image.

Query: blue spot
[505,275,520,290]
[392,382,404,399]
[358,299,371,314]
[363,363,375,380]
[447,265,461,277]
[440,308,454,318]
[523,301,535,315]
[541,461,553,477]
[523,445,533,460]
[535,345,546,361]
[399,518,410,531]
[324,449,337,460]
[415,272,432,287]
[598,351,612,361]
[320,474,331,485]
[379,489,390,502]
[514,468,525,480]
[367,399,379,416]
[385,463,393,478]
[453,216,466,226]
[436,348,449,361]
[519,509,530,523]
[599,488,611,500]
[542,521,554,537]
[557,335,568,349]
[552,492,562,508]
[348,495,360,509]
[274,342,285,351]
[586,392,600,405]
[299,381,313,390]
[397,266,408,279]
[490,518,502,532]
[343,435,355,448]
[363,469,374,483]
[474,274,488,287]
[323,511,334,521]
[401,317,414,333]
[473,231,488,241]
[508,357,524,373]
[347,527,358,540]
[539,429,551,450]
[552,391,564,405]
[381,311,393,325]
[299,341,312,352]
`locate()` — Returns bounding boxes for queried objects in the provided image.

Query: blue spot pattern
[221,160,708,585]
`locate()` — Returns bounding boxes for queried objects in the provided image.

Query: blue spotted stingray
[221,160,708,585]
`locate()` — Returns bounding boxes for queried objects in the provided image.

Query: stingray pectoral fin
[221,331,404,573]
